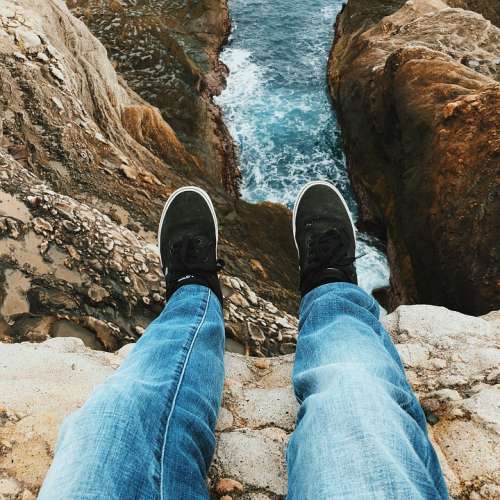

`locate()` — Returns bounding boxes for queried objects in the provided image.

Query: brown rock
[87,284,109,303]
[229,292,249,308]
[215,478,244,495]
[329,0,500,314]
[249,259,268,279]
[253,358,271,370]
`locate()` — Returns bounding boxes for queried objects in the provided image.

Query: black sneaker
[158,186,223,304]
[293,180,357,296]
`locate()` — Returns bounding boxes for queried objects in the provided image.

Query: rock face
[0,0,300,352]
[1,305,499,498]
[329,0,500,314]
[66,0,240,193]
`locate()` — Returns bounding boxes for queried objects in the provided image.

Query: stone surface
[0,0,300,352]
[329,0,500,314]
[1,305,499,498]
[66,0,240,194]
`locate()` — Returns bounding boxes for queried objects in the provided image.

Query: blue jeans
[39,283,448,499]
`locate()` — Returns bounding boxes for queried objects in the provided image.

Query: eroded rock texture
[329,0,500,314]
[0,0,300,352]
[65,0,240,193]
[1,305,498,498]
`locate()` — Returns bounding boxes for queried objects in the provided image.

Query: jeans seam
[159,288,211,500]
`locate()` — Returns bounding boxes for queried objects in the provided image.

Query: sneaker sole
[292,180,356,254]
[157,185,219,270]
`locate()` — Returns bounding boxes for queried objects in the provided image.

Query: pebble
[229,292,249,308]
[247,290,258,306]
[120,164,138,180]
[87,284,109,303]
[229,277,241,290]
[49,64,65,83]
[253,358,270,370]
[266,304,278,314]
[276,317,294,329]
[215,478,244,495]
[32,217,53,234]
[51,96,64,111]
[432,388,461,401]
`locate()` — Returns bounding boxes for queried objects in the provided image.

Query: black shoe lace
[304,228,356,274]
[169,237,224,276]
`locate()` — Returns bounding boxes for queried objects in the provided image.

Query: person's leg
[287,283,448,499]
[39,186,225,499]
[39,285,224,500]
[287,181,448,499]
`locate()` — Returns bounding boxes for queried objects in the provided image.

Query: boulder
[0,305,498,498]
[329,0,500,314]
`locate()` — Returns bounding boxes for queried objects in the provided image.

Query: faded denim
[39,283,448,499]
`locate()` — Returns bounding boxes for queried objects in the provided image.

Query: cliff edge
[329,0,499,314]
[1,306,499,498]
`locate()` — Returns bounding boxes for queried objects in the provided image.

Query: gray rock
[0,303,499,498]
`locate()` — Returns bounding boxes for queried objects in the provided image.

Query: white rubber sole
[157,185,219,270]
[292,180,357,254]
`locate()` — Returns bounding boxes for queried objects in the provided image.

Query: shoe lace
[305,228,356,273]
[169,236,224,276]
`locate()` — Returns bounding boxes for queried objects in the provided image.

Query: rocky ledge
[0,0,300,353]
[1,305,498,499]
[329,0,499,315]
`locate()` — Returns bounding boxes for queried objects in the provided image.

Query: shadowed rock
[66,0,240,194]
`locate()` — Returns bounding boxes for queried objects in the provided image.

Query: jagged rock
[65,0,240,193]
[0,305,498,498]
[0,0,299,326]
[329,0,500,314]
[0,152,296,355]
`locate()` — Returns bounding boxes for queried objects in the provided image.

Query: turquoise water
[216,0,390,292]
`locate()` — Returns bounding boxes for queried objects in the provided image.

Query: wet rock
[48,64,65,83]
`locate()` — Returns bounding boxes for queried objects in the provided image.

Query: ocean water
[215,0,390,293]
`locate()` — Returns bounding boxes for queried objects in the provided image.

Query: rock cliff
[1,305,498,498]
[1,0,499,498]
[329,0,500,314]
[65,0,240,193]
[0,0,300,354]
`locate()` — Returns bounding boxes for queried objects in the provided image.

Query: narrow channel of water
[215,0,390,293]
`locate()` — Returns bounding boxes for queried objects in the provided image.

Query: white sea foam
[217,0,391,294]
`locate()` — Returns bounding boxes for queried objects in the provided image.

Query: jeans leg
[286,283,448,499]
[39,284,225,500]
